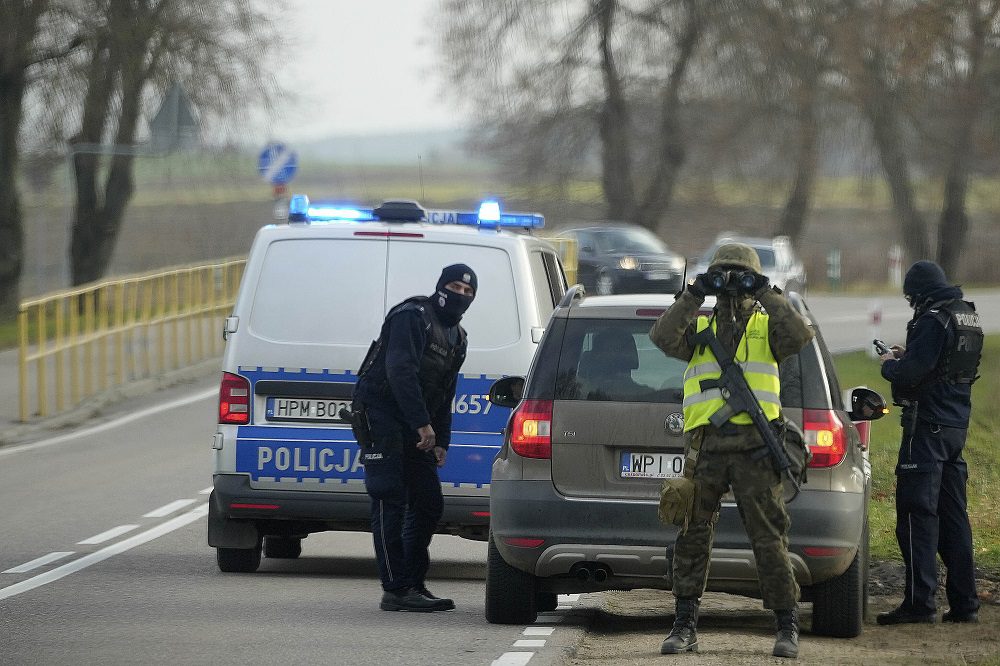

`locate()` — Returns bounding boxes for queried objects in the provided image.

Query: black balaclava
[432,263,477,326]
[903,260,949,309]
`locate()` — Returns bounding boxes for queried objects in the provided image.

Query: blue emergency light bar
[287,194,544,229]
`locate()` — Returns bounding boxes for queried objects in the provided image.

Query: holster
[339,405,373,448]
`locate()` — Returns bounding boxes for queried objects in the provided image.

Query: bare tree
[68,0,281,286]
[439,0,707,230]
[0,0,81,319]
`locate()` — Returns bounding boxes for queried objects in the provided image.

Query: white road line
[513,640,546,648]
[199,486,213,495]
[143,499,196,518]
[77,525,139,545]
[0,504,208,602]
[522,627,554,636]
[491,653,533,666]
[558,594,580,602]
[0,388,217,458]
[2,552,74,574]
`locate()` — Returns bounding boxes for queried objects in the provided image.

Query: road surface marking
[144,499,196,518]
[523,627,554,636]
[0,388,217,458]
[513,640,546,648]
[2,552,74,574]
[0,504,208,601]
[78,525,139,545]
[199,486,213,495]
[491,653,533,666]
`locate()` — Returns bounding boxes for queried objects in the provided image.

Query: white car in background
[694,234,807,294]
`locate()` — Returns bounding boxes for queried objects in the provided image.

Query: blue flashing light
[288,194,310,222]
[308,205,376,221]
[478,200,501,225]
[286,195,543,229]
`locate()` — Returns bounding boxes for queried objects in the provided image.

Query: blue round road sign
[258,142,298,185]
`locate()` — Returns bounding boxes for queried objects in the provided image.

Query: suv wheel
[595,269,615,295]
[811,520,868,637]
[216,541,262,573]
[485,533,538,624]
[536,591,558,613]
[263,536,302,559]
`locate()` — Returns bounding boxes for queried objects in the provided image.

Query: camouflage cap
[709,242,763,273]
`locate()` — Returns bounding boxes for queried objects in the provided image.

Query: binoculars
[704,269,758,295]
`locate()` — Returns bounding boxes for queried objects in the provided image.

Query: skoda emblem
[665,412,684,435]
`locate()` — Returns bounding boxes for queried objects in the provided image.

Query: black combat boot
[379,587,441,612]
[660,597,700,654]
[772,607,799,658]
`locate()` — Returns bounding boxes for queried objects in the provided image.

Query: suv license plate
[620,452,684,479]
[265,397,350,423]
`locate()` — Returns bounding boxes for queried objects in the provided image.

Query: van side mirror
[223,316,239,341]
[488,376,525,409]
[848,386,888,421]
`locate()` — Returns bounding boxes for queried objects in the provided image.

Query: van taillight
[803,409,846,467]
[219,372,251,425]
[510,399,552,459]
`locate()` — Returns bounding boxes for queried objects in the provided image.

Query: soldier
[649,243,814,658]
[876,260,982,625]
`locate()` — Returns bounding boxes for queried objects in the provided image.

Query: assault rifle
[692,327,799,492]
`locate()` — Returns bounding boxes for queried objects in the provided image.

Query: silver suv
[485,288,886,637]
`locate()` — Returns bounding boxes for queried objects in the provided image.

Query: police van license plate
[265,397,350,423]
[620,451,684,479]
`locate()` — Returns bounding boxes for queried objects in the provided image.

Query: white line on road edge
[2,552,74,574]
[143,499,196,518]
[199,486,213,495]
[491,653,533,666]
[491,593,583,666]
[0,388,217,459]
[77,525,139,545]
[0,503,208,602]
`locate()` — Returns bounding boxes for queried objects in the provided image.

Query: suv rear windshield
[554,319,687,403]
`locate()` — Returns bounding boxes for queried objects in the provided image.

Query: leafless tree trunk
[778,77,820,240]
[596,0,636,222]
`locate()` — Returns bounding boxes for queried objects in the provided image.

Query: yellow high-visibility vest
[682,313,781,431]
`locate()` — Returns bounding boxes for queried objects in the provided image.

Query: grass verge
[834,335,1000,570]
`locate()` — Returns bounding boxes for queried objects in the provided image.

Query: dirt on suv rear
[485,289,886,638]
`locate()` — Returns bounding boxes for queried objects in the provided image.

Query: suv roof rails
[558,284,586,308]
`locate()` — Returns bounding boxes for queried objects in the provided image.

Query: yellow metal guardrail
[18,257,246,422]
[542,235,579,286]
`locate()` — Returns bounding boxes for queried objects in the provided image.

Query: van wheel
[536,591,558,613]
[216,542,262,573]
[596,269,615,295]
[485,533,538,624]
[264,536,302,559]
[811,521,868,637]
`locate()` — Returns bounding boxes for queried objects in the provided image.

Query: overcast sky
[271,0,467,140]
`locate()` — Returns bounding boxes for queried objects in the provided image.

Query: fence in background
[18,257,246,422]
[543,236,578,286]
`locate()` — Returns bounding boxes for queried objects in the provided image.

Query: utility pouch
[658,430,701,531]
[775,418,810,501]
[339,405,373,448]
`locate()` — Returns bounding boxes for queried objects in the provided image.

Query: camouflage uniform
[650,266,814,610]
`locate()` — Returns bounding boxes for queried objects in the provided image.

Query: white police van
[209,196,568,572]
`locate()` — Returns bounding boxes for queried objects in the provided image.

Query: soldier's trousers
[672,446,799,609]
[895,417,979,615]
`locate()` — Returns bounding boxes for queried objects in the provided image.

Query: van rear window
[554,319,687,403]
[249,238,387,345]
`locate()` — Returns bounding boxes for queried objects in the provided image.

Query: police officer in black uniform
[876,260,982,625]
[353,264,476,612]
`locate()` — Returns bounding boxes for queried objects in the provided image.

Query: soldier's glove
[687,273,715,300]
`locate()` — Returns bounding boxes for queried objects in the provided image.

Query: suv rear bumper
[490,480,864,593]
[209,473,491,546]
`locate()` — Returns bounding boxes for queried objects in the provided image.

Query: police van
[209,196,568,572]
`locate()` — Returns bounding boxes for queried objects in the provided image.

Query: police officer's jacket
[880,286,981,428]
[354,297,468,449]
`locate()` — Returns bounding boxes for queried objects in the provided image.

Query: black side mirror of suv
[848,386,888,421]
[488,376,525,409]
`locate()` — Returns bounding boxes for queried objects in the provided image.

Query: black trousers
[895,416,979,614]
[362,405,443,592]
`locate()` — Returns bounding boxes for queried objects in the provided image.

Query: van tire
[263,536,302,559]
[216,543,262,573]
[811,521,867,638]
[486,533,538,624]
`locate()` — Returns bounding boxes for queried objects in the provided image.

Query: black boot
[414,584,455,611]
[773,607,799,658]
[660,598,699,654]
[876,604,936,625]
[379,587,441,612]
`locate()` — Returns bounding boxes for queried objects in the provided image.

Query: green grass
[834,336,1000,569]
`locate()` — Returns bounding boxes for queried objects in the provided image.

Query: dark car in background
[484,289,886,638]
[555,225,685,296]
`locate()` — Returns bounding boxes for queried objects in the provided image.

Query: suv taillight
[510,399,552,459]
[219,372,251,425]
[803,409,846,468]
